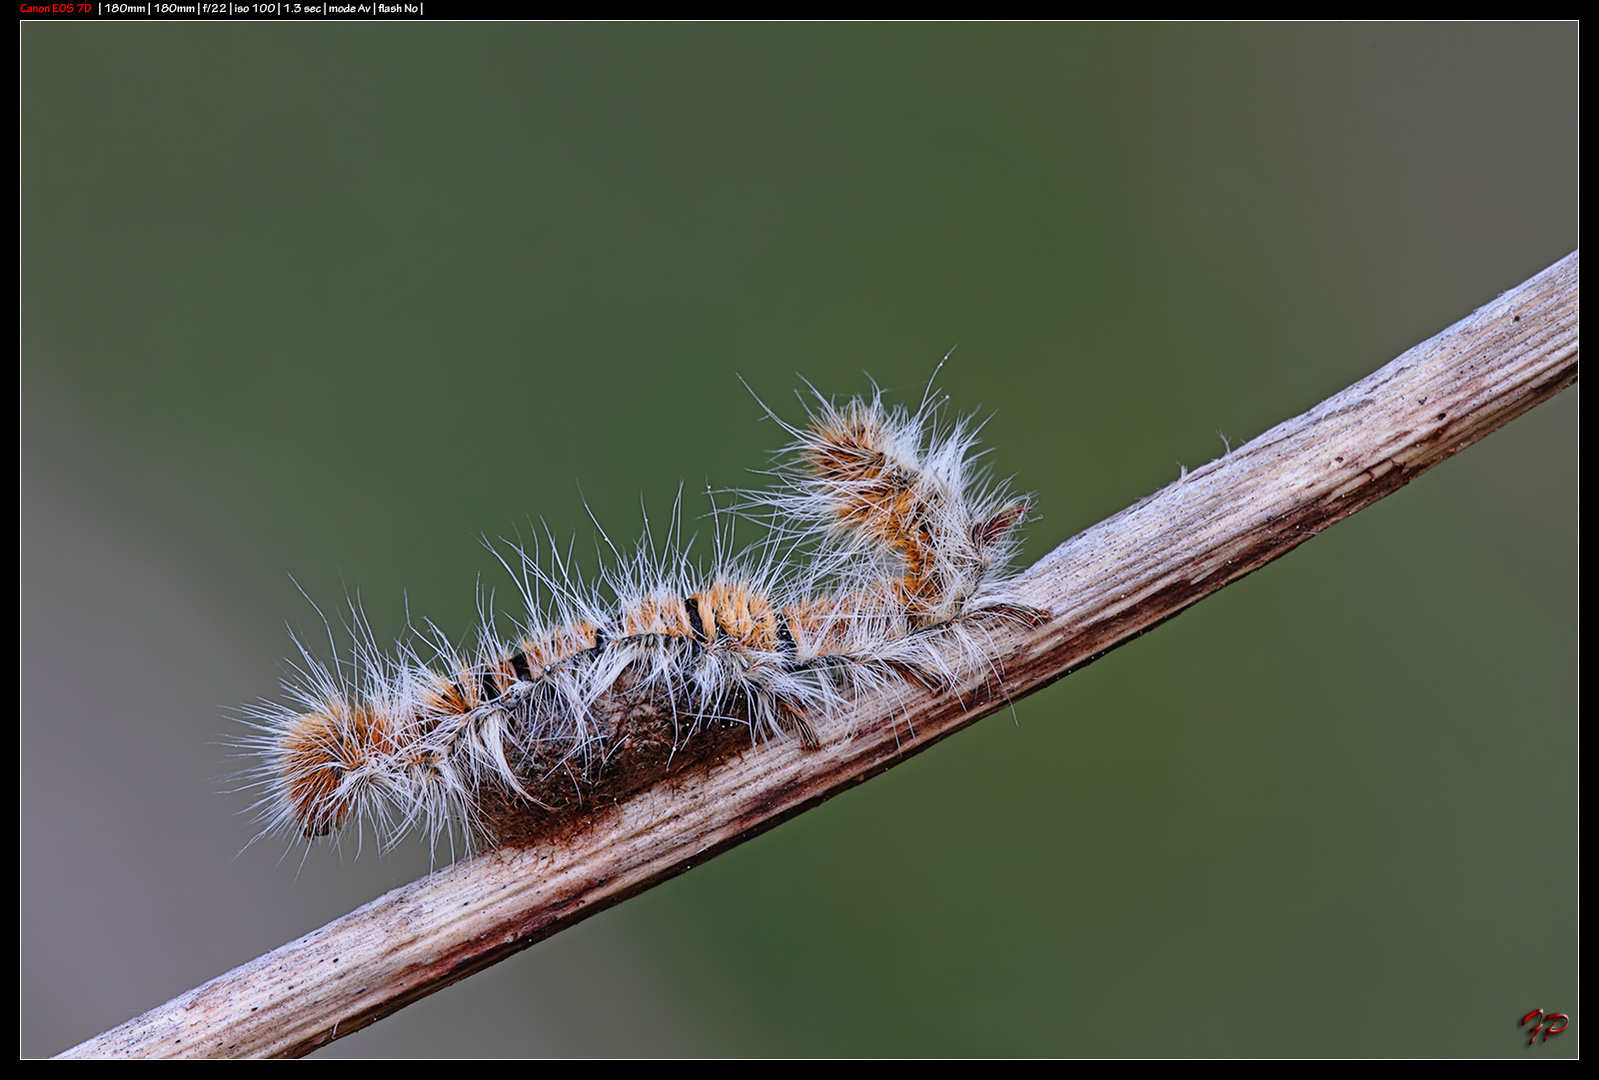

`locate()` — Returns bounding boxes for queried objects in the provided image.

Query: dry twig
[62,250,1579,1059]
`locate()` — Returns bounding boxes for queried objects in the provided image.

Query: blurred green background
[20,24,1577,1057]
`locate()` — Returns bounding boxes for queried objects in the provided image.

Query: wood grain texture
[61,250,1578,1059]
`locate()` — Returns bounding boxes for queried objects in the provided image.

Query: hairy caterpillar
[240,379,1039,852]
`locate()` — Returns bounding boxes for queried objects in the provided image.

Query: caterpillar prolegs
[242,381,1041,852]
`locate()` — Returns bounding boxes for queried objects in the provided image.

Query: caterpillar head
[786,391,1030,627]
[905,493,1030,624]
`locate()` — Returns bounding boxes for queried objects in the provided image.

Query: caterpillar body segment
[245,380,1038,851]
[758,387,1033,628]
